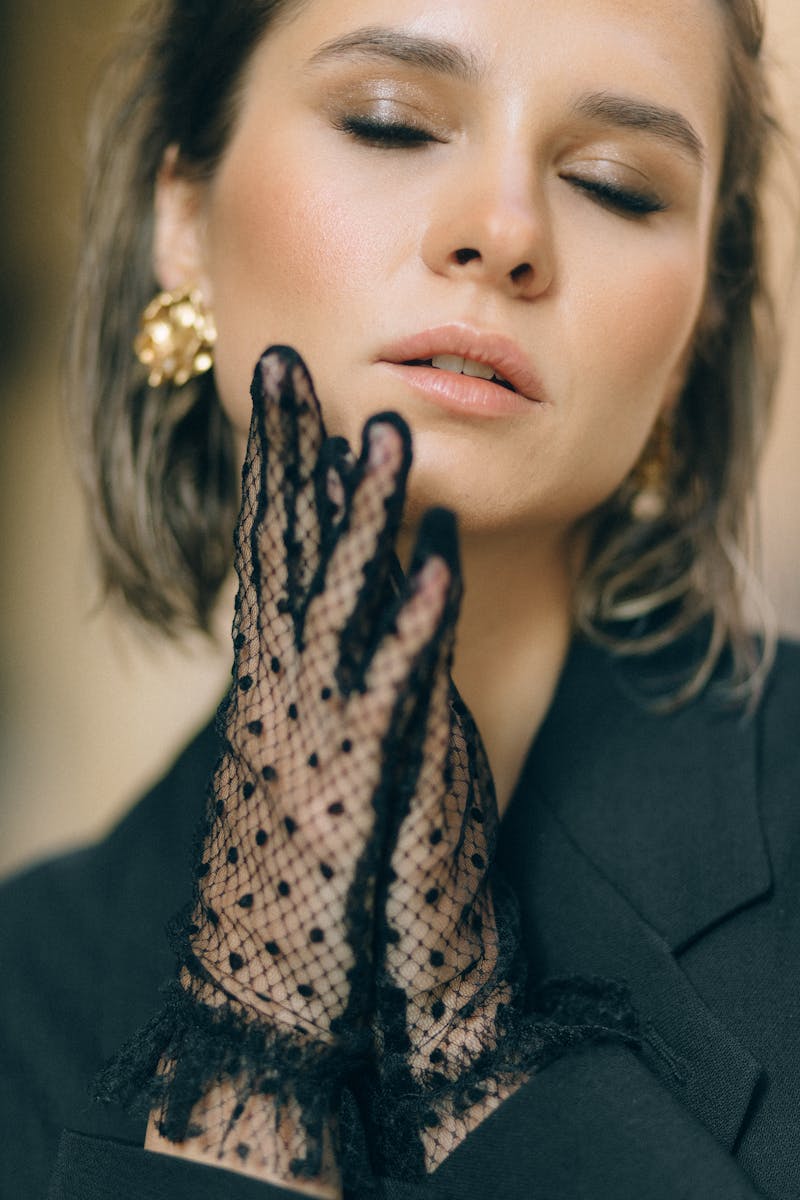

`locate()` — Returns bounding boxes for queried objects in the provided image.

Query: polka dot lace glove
[97,347,461,1188]
[366,483,642,1180]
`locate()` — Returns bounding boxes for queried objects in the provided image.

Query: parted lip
[377,324,546,404]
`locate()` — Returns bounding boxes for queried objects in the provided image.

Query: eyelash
[337,117,667,218]
[336,115,437,147]
[564,176,667,217]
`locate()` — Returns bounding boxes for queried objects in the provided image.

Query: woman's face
[158,0,726,536]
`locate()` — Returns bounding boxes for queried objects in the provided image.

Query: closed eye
[336,118,667,218]
[565,175,667,217]
[335,115,440,147]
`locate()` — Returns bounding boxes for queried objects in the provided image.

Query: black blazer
[2,636,799,1199]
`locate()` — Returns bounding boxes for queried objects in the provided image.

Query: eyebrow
[306,26,483,84]
[571,91,706,165]
[306,30,706,165]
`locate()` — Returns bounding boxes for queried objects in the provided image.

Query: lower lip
[379,363,540,418]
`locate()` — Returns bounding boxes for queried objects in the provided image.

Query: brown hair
[68,0,783,701]
[576,0,782,705]
[68,0,304,632]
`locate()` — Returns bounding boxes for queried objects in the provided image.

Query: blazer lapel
[516,635,772,951]
[497,636,772,1152]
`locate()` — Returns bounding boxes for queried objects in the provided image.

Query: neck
[403,520,576,814]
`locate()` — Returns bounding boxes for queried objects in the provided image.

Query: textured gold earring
[631,413,673,520]
[134,287,217,388]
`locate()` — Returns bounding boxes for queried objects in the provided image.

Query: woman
[1,0,797,1197]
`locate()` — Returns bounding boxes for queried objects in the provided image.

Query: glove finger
[362,505,459,718]
[362,509,487,993]
[356,553,453,745]
[230,379,272,697]
[389,506,473,918]
[251,347,327,642]
[338,416,413,690]
[313,436,355,578]
[302,414,412,692]
[277,350,330,609]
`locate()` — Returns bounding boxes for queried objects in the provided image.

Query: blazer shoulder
[0,714,218,1052]
[758,637,800,763]
[756,637,800,883]
[762,637,800,719]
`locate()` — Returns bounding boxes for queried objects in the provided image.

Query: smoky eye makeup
[554,128,703,219]
[311,67,694,223]
[558,160,669,218]
[567,176,667,217]
[335,117,438,147]
[330,102,446,147]
[313,69,459,143]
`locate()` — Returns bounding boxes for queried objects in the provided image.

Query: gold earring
[134,286,217,387]
[631,413,672,521]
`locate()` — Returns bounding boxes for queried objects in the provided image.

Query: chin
[403,469,496,537]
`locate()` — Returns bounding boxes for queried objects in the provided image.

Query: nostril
[453,247,481,265]
[510,262,533,285]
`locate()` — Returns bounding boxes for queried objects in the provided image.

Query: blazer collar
[512,634,772,952]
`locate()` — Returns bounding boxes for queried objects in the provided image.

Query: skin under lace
[97,346,639,1191]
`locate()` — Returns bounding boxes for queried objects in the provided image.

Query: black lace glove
[370,655,638,1177]
[98,346,638,1191]
[317,392,640,1183]
[97,347,460,1186]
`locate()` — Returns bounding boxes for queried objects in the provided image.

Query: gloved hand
[99,346,637,1192]
[368,525,640,1179]
[371,670,524,1175]
[98,346,460,1188]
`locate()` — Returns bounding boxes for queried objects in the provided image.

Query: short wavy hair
[68,0,782,705]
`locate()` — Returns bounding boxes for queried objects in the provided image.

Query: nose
[421,158,554,300]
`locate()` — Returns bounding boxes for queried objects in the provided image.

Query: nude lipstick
[377,324,546,418]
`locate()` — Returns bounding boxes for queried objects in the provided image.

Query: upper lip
[378,323,546,404]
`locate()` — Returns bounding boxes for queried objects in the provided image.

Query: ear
[153,145,211,297]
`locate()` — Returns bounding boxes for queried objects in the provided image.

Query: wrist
[145,1084,342,1199]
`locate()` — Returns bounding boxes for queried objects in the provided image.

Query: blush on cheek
[541,268,707,522]
[622,248,708,394]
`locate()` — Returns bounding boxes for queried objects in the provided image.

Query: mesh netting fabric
[97,346,639,1192]
[366,611,639,1175]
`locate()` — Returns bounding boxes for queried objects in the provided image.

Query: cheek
[582,237,704,432]
[202,141,374,429]
[614,253,702,394]
[540,238,707,519]
[573,223,706,394]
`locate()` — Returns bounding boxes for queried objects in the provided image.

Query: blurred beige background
[1,1,799,879]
